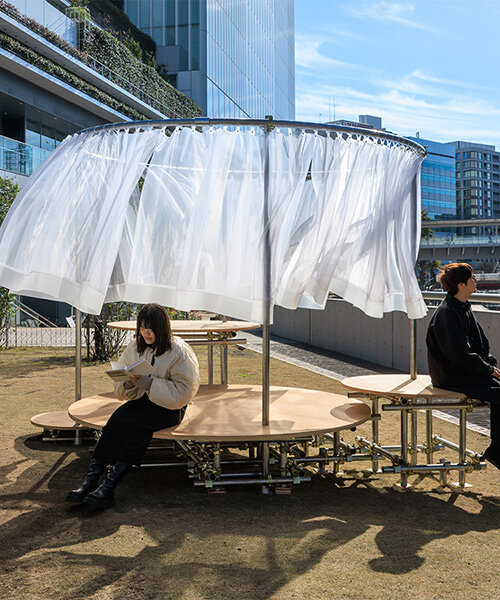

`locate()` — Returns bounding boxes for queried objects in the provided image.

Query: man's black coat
[426,293,497,388]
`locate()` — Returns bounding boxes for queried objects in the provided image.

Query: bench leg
[261,442,272,494]
[410,408,418,467]
[451,407,472,490]
[395,408,411,490]
[208,345,214,384]
[426,399,434,464]
[371,396,380,473]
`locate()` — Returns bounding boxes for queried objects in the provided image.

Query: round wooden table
[68,384,371,442]
[31,411,84,444]
[341,374,477,490]
[108,320,260,384]
[341,374,466,400]
[108,320,260,333]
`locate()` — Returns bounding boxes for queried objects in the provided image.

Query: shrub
[78,24,201,117]
[0,177,18,330]
[0,32,148,120]
[0,0,201,118]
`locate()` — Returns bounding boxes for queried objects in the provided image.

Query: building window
[178,25,189,70]
[165,0,175,26]
[191,24,200,69]
[178,0,189,25]
[127,0,138,25]
[152,0,163,26]
[140,0,150,27]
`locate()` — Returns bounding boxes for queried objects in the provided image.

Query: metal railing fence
[0,135,50,177]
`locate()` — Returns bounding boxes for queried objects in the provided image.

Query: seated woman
[67,303,200,508]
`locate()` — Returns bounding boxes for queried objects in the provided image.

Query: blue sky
[294,0,500,147]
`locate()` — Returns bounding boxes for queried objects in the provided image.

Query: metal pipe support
[432,435,483,461]
[193,476,312,487]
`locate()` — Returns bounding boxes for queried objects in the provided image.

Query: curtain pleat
[0,126,426,320]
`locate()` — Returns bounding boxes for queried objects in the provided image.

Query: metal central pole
[410,319,417,379]
[410,172,419,380]
[262,118,273,427]
[75,308,82,403]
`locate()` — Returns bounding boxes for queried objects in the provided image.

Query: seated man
[426,262,499,470]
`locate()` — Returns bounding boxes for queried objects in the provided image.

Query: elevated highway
[419,218,500,261]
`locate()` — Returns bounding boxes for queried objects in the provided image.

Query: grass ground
[0,345,499,600]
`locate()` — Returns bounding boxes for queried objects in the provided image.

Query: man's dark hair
[438,262,474,295]
[136,303,172,356]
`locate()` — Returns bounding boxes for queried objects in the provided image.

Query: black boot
[483,404,500,470]
[482,445,500,470]
[83,461,130,508]
[66,457,107,502]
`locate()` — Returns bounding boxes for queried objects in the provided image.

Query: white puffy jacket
[113,336,200,410]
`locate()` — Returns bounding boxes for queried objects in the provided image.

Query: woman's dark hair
[438,262,474,295]
[136,304,172,356]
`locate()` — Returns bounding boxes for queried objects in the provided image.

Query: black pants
[93,394,186,466]
[442,376,500,450]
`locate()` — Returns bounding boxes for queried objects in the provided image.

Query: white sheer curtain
[275,134,425,318]
[0,128,163,312]
[0,125,426,320]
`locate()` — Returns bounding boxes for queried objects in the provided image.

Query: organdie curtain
[0,124,426,321]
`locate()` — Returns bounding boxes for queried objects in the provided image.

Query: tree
[417,210,441,289]
[0,177,19,330]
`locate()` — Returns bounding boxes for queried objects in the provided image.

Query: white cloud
[295,34,357,70]
[344,0,442,33]
[295,73,500,146]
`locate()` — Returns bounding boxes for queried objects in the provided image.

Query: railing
[0,135,51,177]
[420,235,500,247]
[0,325,135,349]
[81,53,174,117]
[421,290,500,304]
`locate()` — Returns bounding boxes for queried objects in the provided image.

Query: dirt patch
[0,346,499,600]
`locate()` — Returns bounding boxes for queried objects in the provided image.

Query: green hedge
[79,24,201,117]
[86,0,156,58]
[0,0,83,60]
[0,33,146,120]
[0,0,201,118]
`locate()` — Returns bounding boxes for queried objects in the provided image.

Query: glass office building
[408,137,457,231]
[451,141,500,224]
[124,0,295,118]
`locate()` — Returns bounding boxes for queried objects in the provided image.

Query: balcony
[0,134,50,177]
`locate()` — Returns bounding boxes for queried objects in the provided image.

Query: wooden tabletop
[68,385,371,442]
[108,320,261,333]
[341,374,467,400]
[31,410,82,430]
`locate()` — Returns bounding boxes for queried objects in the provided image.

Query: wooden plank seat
[107,320,260,333]
[341,374,468,400]
[68,385,371,442]
[30,410,86,444]
[107,320,261,387]
[340,374,487,490]
[31,411,83,431]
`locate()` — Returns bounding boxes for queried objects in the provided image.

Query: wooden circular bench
[341,374,467,400]
[108,320,261,385]
[68,384,371,442]
[341,374,485,490]
[30,411,85,444]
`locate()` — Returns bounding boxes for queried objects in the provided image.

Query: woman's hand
[128,375,153,391]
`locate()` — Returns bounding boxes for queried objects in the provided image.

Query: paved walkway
[241,331,490,436]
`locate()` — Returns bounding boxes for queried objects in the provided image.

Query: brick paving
[241,331,491,437]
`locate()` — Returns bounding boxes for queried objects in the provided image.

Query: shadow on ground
[1,434,499,600]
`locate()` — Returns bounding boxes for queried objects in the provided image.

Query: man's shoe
[83,461,130,508]
[482,446,500,470]
[66,457,107,502]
